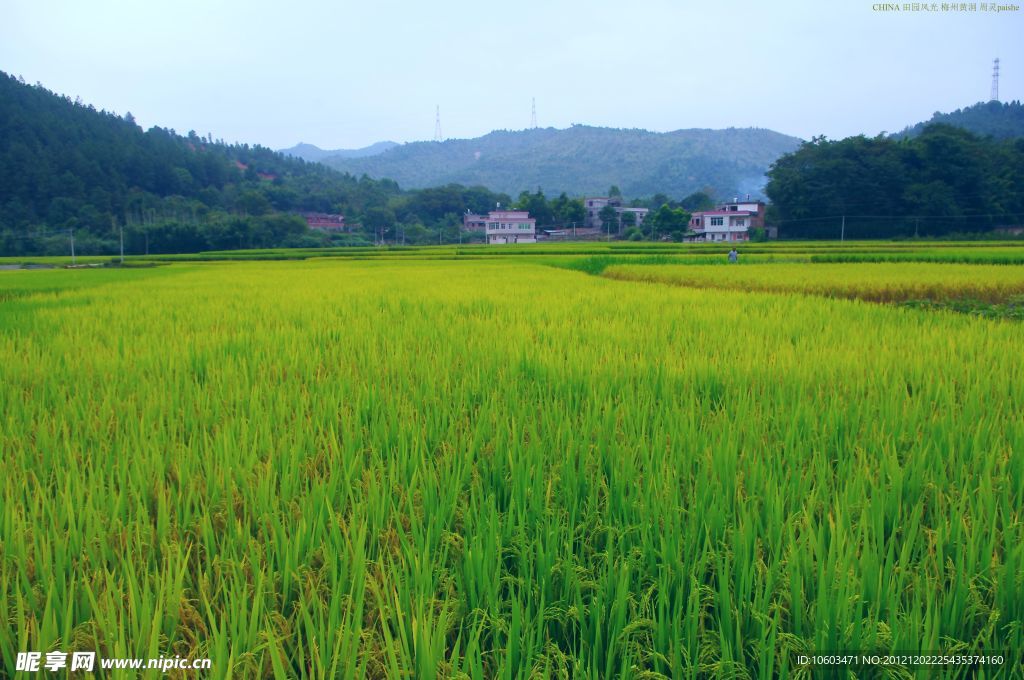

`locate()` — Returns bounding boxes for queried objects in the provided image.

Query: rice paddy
[602,262,1024,302]
[1,247,1022,678]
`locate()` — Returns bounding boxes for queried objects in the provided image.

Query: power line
[776,211,1024,224]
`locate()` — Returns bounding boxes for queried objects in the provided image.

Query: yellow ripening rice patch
[603,261,1024,303]
[1,259,1022,678]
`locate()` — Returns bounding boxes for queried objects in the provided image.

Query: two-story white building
[689,198,767,242]
[689,210,753,242]
[464,209,537,244]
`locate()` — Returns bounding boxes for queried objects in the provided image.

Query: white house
[465,209,536,244]
[688,198,767,242]
[689,210,753,242]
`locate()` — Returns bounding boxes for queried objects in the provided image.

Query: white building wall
[728,202,760,212]
[485,215,536,244]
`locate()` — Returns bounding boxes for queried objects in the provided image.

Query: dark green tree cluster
[511,189,585,228]
[647,205,693,240]
[765,124,1024,239]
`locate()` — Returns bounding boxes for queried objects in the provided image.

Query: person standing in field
[728,247,738,263]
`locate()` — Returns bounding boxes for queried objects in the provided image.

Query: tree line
[765,124,1024,239]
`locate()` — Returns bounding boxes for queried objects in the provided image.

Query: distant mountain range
[278,100,1024,200]
[298,126,804,199]
[893,100,1024,140]
[278,141,398,162]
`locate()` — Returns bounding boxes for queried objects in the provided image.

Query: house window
[710,217,724,226]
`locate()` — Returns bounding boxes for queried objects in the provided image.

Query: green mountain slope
[320,125,803,198]
[894,100,1024,140]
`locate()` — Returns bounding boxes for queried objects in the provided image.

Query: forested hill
[766,124,1024,239]
[0,71,403,255]
[319,125,803,198]
[279,141,398,162]
[894,100,1024,140]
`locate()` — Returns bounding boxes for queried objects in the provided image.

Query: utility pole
[119,220,124,264]
[70,229,76,265]
[841,215,845,242]
[915,218,920,238]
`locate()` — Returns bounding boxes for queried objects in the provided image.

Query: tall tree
[619,210,637,235]
[598,205,618,237]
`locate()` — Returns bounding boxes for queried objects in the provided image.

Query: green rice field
[1,244,1022,678]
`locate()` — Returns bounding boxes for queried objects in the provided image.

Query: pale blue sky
[2,0,1021,149]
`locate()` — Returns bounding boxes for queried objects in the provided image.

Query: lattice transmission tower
[991,58,1000,102]
[434,105,443,142]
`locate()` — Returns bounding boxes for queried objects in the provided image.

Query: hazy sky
[2,0,1021,149]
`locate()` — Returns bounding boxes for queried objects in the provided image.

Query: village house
[583,196,649,230]
[302,212,346,232]
[463,209,537,244]
[688,197,766,242]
